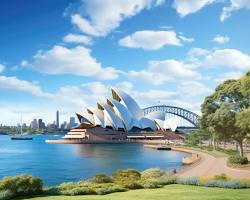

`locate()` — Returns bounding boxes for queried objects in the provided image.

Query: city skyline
[1,0,250,125]
[17,112,77,130]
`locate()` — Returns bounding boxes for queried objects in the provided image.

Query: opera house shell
[76,87,180,133]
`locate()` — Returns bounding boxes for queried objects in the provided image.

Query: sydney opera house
[76,87,181,132]
[53,87,186,143]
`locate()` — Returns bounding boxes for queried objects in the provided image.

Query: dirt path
[176,149,250,178]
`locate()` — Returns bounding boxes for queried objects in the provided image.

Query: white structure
[77,87,180,132]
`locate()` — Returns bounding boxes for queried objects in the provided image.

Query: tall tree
[200,71,250,156]
[235,108,250,156]
[210,103,236,149]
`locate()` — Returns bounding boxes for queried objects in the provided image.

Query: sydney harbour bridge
[143,105,200,130]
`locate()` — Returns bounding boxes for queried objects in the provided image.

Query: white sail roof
[111,87,143,120]
[77,88,181,132]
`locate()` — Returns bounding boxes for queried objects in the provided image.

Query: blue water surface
[0,135,188,185]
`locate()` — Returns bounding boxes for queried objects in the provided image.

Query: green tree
[200,71,250,156]
[187,129,211,147]
[210,103,236,149]
[235,108,250,156]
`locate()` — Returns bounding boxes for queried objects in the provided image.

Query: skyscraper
[30,119,38,129]
[38,119,45,130]
[69,117,75,127]
[56,110,59,129]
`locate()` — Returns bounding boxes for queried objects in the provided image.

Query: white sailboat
[11,115,33,140]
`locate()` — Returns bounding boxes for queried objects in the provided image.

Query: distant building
[56,110,59,128]
[30,119,38,129]
[47,123,57,129]
[60,121,67,130]
[38,119,46,130]
[69,117,76,128]
[22,123,27,129]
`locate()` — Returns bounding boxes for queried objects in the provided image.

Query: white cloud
[187,48,210,62]
[173,0,216,17]
[71,14,100,36]
[20,60,28,67]
[187,48,250,70]
[115,81,134,94]
[203,49,250,70]
[128,59,201,85]
[173,0,250,21]
[63,33,93,45]
[71,0,165,37]
[129,87,202,113]
[220,0,250,21]
[178,35,195,43]
[0,76,52,97]
[213,35,230,44]
[0,64,5,73]
[119,30,182,50]
[27,45,120,80]
[178,81,213,96]
[134,89,177,106]
[54,82,108,108]
[215,71,244,83]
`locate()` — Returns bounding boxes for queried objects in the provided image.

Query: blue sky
[1,0,250,125]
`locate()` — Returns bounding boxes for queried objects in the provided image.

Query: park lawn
[18,185,250,200]
[173,145,234,157]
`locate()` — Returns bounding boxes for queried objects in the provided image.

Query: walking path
[176,148,250,178]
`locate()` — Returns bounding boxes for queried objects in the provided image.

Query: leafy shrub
[177,177,199,185]
[235,179,250,188]
[225,180,239,189]
[43,187,61,196]
[204,180,226,188]
[214,173,231,181]
[91,174,113,184]
[61,187,96,196]
[157,176,177,185]
[112,169,141,183]
[141,180,161,189]
[57,182,76,191]
[123,182,143,190]
[0,175,43,197]
[203,179,238,189]
[94,185,126,195]
[141,168,165,179]
[228,155,248,165]
[0,190,14,200]
[198,176,214,185]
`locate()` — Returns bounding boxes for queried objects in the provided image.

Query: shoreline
[11,134,250,179]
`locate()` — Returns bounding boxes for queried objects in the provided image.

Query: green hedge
[228,155,249,165]
[0,175,43,199]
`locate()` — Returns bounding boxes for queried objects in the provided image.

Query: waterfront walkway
[176,148,250,179]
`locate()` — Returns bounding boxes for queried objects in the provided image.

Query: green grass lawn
[173,145,235,157]
[18,185,250,200]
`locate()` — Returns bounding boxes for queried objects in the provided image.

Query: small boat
[11,137,33,140]
[10,115,33,141]
[156,145,171,150]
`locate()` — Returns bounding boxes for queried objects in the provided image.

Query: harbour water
[0,134,188,185]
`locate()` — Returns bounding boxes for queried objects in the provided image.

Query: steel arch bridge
[143,105,200,128]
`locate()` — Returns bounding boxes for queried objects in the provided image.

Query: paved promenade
[177,149,250,179]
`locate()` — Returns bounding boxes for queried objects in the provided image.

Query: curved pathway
[176,149,250,178]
